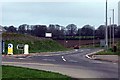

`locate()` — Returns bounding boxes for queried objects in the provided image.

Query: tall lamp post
[93,26,95,48]
[105,0,108,49]
[109,17,112,48]
[112,9,115,45]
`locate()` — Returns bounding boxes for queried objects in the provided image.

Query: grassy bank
[96,41,120,55]
[2,33,67,54]
[2,65,73,80]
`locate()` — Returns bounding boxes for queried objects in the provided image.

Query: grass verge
[2,65,73,80]
[96,41,120,55]
[96,50,120,55]
[3,33,68,54]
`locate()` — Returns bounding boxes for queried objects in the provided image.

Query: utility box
[8,43,13,55]
[24,44,29,54]
[100,40,105,47]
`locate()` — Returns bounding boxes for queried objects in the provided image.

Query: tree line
[3,24,120,40]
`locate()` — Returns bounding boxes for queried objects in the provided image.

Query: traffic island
[86,50,119,63]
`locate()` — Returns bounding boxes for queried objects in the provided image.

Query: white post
[24,44,29,54]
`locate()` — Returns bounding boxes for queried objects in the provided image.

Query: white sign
[17,44,24,50]
[45,33,52,37]
[24,44,29,54]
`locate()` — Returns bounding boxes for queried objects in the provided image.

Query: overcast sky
[0,0,119,28]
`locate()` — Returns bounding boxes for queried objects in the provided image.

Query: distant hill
[3,33,67,54]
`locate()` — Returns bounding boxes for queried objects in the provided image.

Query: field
[2,65,73,80]
[56,40,100,48]
[56,39,119,48]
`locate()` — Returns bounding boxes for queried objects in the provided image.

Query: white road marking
[81,50,84,52]
[113,63,117,64]
[69,60,78,63]
[27,56,32,58]
[42,59,55,61]
[18,58,25,59]
[62,56,66,61]
[90,61,106,64]
[75,49,78,51]
[85,55,92,59]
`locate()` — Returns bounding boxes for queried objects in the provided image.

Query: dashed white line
[69,60,78,63]
[18,58,25,59]
[75,49,78,51]
[42,59,55,61]
[62,56,66,62]
[113,63,117,64]
[91,61,103,64]
[81,50,84,52]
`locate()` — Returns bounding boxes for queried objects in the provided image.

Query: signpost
[8,43,13,55]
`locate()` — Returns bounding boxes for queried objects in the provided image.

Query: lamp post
[105,0,108,49]
[112,9,115,45]
[93,26,95,48]
[109,17,112,48]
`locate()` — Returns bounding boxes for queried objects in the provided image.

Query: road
[2,48,119,79]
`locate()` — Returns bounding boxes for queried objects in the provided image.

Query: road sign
[45,33,52,37]
[17,44,24,50]
[24,44,29,54]
[8,43,13,55]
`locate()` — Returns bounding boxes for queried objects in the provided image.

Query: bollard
[24,44,29,54]
[8,43,13,55]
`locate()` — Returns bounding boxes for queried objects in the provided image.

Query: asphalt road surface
[2,48,119,79]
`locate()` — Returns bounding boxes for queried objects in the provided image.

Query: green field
[2,33,67,54]
[2,65,73,80]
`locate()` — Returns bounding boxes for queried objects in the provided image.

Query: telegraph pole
[105,0,108,49]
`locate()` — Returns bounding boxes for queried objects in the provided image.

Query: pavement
[2,48,119,79]
[93,55,119,63]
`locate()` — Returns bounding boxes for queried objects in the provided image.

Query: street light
[105,0,108,49]
[109,17,112,48]
[92,26,95,48]
[112,9,115,46]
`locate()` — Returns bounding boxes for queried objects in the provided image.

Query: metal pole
[93,28,95,47]
[105,0,108,49]
[109,17,112,48]
[112,9,115,45]
[79,29,81,48]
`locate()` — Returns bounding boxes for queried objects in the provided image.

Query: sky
[0,0,119,28]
